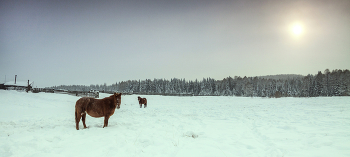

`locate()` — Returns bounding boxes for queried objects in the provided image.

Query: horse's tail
[75,108,78,123]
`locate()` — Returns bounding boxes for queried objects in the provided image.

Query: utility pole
[27,80,30,93]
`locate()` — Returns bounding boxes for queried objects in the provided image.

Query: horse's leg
[75,110,82,130]
[103,116,110,128]
[140,103,142,108]
[82,112,87,129]
[144,103,147,108]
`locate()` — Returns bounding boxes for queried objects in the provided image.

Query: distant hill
[258,74,304,80]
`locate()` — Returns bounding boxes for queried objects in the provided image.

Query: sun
[291,23,303,36]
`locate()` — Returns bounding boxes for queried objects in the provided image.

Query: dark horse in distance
[138,96,147,108]
[75,93,122,130]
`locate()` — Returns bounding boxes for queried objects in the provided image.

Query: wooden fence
[32,88,99,98]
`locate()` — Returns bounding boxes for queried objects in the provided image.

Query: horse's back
[75,97,96,112]
[76,97,91,106]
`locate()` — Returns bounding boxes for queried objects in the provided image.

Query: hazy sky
[1,0,349,87]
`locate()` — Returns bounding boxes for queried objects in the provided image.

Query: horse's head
[113,93,122,109]
[138,96,141,101]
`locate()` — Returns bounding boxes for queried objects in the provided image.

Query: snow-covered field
[1,90,349,157]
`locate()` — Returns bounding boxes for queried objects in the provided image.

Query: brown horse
[75,93,122,130]
[138,96,147,108]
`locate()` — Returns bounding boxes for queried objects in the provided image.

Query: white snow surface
[1,90,349,157]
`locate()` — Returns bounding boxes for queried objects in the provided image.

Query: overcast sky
[1,0,349,87]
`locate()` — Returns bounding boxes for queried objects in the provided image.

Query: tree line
[51,69,350,97]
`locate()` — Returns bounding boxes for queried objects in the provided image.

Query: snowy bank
[1,90,350,157]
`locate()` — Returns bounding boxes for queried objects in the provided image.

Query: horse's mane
[105,95,114,99]
[100,93,120,100]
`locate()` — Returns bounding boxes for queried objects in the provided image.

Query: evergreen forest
[51,69,350,97]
